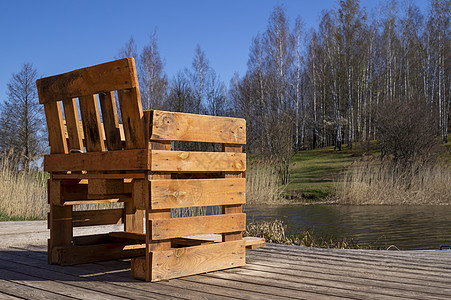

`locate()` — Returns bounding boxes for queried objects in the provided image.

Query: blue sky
[0,0,429,102]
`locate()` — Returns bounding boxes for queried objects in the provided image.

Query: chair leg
[48,180,73,264]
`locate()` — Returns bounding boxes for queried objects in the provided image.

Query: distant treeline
[117,0,449,183]
[120,0,449,153]
[0,0,448,178]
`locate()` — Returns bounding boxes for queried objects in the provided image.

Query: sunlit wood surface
[1,221,451,299]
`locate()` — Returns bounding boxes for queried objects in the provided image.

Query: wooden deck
[1,221,451,299]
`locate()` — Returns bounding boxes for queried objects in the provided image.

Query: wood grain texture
[150,240,246,281]
[88,179,124,195]
[36,58,137,103]
[145,139,172,281]
[44,102,68,154]
[62,98,84,151]
[150,178,245,209]
[222,144,244,242]
[51,243,145,265]
[117,87,145,149]
[98,91,122,150]
[44,149,150,172]
[151,150,246,172]
[150,213,246,240]
[52,173,146,180]
[72,209,123,227]
[78,94,105,152]
[150,110,246,144]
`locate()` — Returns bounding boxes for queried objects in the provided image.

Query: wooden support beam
[72,209,123,227]
[222,144,244,242]
[51,243,145,265]
[48,179,73,264]
[44,149,150,172]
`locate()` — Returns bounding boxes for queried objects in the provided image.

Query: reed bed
[246,159,287,205]
[244,219,361,249]
[0,154,47,220]
[336,160,451,205]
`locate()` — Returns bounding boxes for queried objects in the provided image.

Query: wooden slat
[44,149,150,172]
[79,94,105,152]
[52,173,146,180]
[36,58,138,103]
[50,243,145,265]
[150,110,246,144]
[144,126,172,281]
[44,102,68,154]
[151,150,246,172]
[150,213,246,240]
[72,209,124,227]
[170,234,265,250]
[150,178,245,209]
[109,231,145,243]
[63,198,128,205]
[117,87,145,149]
[150,240,246,282]
[88,179,124,195]
[62,98,84,151]
[98,91,122,150]
[243,237,266,249]
[223,144,244,242]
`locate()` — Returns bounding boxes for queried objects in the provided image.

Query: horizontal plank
[171,234,265,250]
[72,209,123,227]
[88,179,125,195]
[243,237,266,249]
[151,150,246,172]
[150,178,245,209]
[44,149,150,172]
[108,231,145,243]
[150,213,246,240]
[150,240,246,281]
[150,110,246,144]
[52,173,146,180]
[50,243,145,265]
[63,198,129,205]
[36,58,138,103]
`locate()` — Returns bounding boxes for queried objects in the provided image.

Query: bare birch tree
[0,63,45,169]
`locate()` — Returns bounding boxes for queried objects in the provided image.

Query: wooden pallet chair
[37,58,265,281]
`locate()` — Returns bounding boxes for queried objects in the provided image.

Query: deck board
[1,220,451,299]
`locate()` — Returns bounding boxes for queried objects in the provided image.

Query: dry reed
[336,160,451,205]
[244,219,361,249]
[246,159,287,205]
[0,153,47,219]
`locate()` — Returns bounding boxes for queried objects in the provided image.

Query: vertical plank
[124,202,144,233]
[48,179,72,264]
[62,98,84,151]
[44,101,68,154]
[98,91,122,151]
[222,144,244,242]
[117,87,145,149]
[79,94,105,152]
[144,111,171,281]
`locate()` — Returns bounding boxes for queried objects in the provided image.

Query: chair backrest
[36,58,145,155]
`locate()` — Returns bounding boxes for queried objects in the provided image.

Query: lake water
[245,205,451,250]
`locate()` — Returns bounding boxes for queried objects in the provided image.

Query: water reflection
[245,205,451,250]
